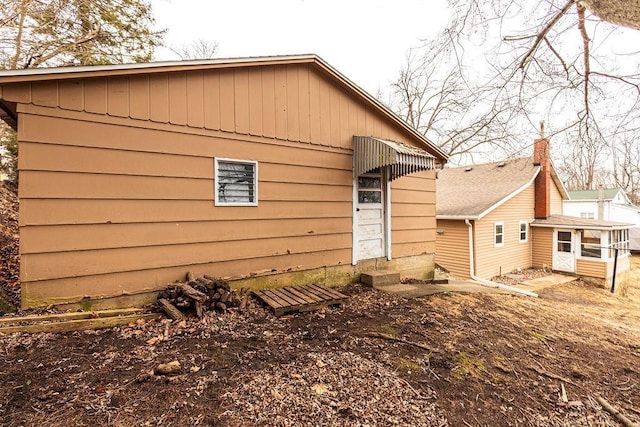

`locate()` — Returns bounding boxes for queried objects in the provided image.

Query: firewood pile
[157,272,254,320]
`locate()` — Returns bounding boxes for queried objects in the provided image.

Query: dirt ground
[1,259,639,426]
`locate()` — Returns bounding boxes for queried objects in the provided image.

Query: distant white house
[563,188,640,250]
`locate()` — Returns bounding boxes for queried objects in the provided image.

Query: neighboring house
[0,55,448,309]
[436,138,632,287]
[563,188,640,250]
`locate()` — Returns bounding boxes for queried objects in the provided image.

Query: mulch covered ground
[1,182,639,425]
[1,271,639,426]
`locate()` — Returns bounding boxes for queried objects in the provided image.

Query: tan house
[436,138,632,287]
[0,55,448,309]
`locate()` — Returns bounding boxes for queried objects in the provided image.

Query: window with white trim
[494,222,504,247]
[519,221,528,243]
[580,212,595,219]
[215,158,258,206]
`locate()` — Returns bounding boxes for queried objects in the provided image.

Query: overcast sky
[152,0,448,95]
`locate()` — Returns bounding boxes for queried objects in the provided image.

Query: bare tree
[391,0,640,200]
[390,40,529,161]
[169,39,219,61]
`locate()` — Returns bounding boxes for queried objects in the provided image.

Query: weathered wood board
[253,285,348,316]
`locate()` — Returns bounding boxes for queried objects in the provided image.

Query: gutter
[465,219,538,298]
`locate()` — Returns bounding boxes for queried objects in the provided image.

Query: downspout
[465,219,538,298]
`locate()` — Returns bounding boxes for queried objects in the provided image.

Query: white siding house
[563,188,640,250]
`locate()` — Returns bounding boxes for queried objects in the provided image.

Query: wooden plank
[278,288,310,305]
[296,285,331,303]
[267,289,300,308]
[252,290,283,310]
[295,286,329,303]
[306,284,347,302]
[259,290,295,317]
[283,286,320,304]
[149,74,169,123]
[84,78,107,114]
[309,284,347,300]
[186,71,204,128]
[0,308,145,325]
[262,290,292,308]
[168,72,187,125]
[106,77,129,117]
[0,313,162,335]
[203,70,221,130]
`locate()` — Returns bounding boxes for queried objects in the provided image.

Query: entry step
[360,271,400,288]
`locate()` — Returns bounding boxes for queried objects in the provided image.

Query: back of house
[0,55,448,309]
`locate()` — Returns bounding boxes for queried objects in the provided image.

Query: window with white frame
[519,221,528,243]
[494,222,504,247]
[215,158,258,206]
[580,212,595,219]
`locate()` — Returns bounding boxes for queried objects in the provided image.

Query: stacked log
[157,272,252,319]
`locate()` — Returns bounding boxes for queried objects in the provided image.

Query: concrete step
[360,271,401,288]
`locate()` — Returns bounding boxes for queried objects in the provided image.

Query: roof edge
[0,54,319,80]
[0,54,448,161]
[436,215,478,220]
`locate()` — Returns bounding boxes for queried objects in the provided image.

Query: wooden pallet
[252,284,348,316]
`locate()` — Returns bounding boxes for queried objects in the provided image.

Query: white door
[553,229,575,272]
[356,169,385,260]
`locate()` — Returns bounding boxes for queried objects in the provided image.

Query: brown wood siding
[435,219,471,279]
[576,258,607,279]
[474,185,535,278]
[531,227,553,268]
[11,61,439,306]
[391,170,436,258]
[17,111,354,298]
[5,64,415,150]
[550,179,564,215]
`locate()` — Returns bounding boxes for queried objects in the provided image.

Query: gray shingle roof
[436,158,539,219]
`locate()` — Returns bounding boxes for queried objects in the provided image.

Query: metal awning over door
[353,136,436,180]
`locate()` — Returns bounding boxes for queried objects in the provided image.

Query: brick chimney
[533,137,551,219]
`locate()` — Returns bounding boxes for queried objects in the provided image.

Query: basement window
[494,222,504,247]
[215,158,258,206]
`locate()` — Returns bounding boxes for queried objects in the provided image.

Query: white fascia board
[436,215,478,220]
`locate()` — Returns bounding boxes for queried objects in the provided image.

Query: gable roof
[436,157,539,220]
[567,188,625,201]
[0,54,448,161]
